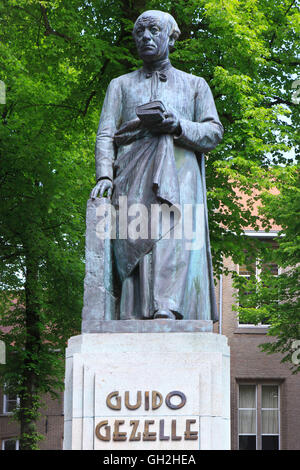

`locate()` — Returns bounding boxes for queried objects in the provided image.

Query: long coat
[95,64,223,321]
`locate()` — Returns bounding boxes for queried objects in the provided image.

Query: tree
[234,166,300,373]
[0,0,299,448]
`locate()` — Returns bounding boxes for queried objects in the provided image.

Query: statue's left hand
[148,110,181,136]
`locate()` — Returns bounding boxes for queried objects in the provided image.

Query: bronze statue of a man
[91,10,223,321]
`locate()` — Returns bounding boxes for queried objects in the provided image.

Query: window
[3,391,20,414]
[238,383,280,450]
[238,238,279,326]
[1,439,19,450]
[261,385,280,450]
[238,384,257,450]
[238,257,259,313]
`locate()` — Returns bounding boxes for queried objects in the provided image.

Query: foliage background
[0,0,299,448]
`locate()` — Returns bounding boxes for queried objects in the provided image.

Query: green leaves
[0,0,299,447]
[235,166,300,372]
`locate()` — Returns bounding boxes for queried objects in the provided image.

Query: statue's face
[133,13,171,62]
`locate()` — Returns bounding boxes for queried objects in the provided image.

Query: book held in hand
[136,101,166,125]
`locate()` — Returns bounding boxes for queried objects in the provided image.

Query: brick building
[0,390,64,450]
[215,229,300,450]
[215,188,299,450]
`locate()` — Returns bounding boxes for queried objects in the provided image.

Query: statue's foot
[153,309,176,320]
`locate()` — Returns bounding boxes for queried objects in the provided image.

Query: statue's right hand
[90,178,113,199]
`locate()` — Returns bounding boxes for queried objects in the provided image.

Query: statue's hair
[133,10,181,42]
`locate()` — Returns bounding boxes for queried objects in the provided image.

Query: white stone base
[63,332,230,450]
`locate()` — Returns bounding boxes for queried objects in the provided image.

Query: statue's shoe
[153,309,176,320]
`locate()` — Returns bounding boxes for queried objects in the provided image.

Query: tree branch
[20,103,80,112]
[269,0,297,48]
[263,56,300,66]
[264,96,296,108]
[40,4,72,42]
[14,5,41,22]
[82,90,96,117]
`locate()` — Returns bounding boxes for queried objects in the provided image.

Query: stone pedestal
[63,326,230,450]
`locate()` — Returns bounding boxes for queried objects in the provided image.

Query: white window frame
[238,383,281,450]
[1,438,20,450]
[3,390,20,415]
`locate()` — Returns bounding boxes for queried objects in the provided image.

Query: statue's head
[133,10,180,63]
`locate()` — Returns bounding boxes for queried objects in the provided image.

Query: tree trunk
[19,250,42,450]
